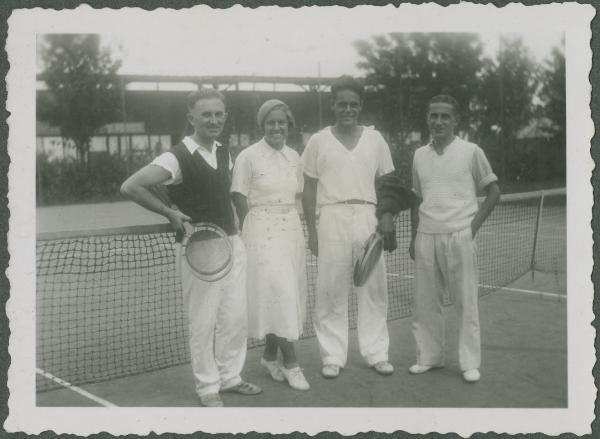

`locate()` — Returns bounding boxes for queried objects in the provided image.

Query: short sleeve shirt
[231,138,303,207]
[301,127,395,206]
[151,136,233,185]
[412,136,498,233]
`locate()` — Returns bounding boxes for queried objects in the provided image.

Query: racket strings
[185,229,231,275]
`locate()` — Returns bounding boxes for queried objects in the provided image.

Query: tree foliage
[38,34,122,168]
[354,33,487,140]
[354,33,551,183]
[538,43,566,139]
[478,36,540,180]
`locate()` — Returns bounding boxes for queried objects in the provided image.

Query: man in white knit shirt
[408,94,500,383]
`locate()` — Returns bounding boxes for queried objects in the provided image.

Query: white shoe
[282,366,310,390]
[260,358,285,382]
[408,363,443,374]
[372,361,394,376]
[321,364,341,379]
[199,393,223,407]
[463,369,481,383]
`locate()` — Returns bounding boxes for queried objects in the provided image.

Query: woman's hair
[257,99,295,129]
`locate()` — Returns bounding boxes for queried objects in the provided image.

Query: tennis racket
[353,232,384,287]
[181,222,234,282]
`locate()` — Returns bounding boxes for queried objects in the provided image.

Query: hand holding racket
[377,213,397,252]
[167,208,192,236]
[182,222,234,282]
[353,231,384,287]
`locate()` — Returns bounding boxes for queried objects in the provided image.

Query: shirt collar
[182,136,222,155]
[259,138,293,161]
[428,136,457,154]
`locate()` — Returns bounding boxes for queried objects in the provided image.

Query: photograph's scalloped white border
[5,3,596,435]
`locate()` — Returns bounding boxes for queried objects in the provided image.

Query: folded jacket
[375,171,418,219]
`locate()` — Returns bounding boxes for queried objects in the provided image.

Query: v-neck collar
[429,136,457,156]
[328,126,365,153]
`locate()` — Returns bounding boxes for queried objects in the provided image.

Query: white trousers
[315,204,389,367]
[176,236,248,397]
[413,228,481,371]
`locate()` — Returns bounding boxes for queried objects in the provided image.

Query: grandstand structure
[36,74,342,160]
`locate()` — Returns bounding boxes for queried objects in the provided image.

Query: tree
[478,36,540,181]
[38,34,122,169]
[354,33,488,141]
[536,41,566,181]
[539,43,565,139]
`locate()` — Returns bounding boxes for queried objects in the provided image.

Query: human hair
[330,75,364,101]
[257,100,295,129]
[187,88,226,110]
[427,94,460,116]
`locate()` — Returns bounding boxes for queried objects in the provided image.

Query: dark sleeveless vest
[167,141,236,242]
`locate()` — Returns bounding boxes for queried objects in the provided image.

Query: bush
[37,153,132,206]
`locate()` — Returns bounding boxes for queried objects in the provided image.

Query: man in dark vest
[121,89,261,407]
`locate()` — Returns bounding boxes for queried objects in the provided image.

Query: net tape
[36,189,565,391]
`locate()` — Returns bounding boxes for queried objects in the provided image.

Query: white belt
[249,204,296,214]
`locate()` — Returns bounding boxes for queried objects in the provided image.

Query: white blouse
[231,138,303,207]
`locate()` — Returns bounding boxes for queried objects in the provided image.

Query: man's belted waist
[249,204,296,214]
[334,199,375,206]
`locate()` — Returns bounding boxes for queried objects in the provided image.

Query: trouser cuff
[460,363,480,372]
[197,384,221,397]
[417,356,445,367]
[220,376,242,390]
[322,356,345,367]
[366,353,389,366]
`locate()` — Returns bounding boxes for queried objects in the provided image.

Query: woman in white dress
[231,99,309,391]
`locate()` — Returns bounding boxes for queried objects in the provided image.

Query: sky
[97,6,563,80]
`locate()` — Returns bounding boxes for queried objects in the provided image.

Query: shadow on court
[37,271,566,408]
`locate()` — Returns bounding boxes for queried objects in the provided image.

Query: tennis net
[36,188,566,392]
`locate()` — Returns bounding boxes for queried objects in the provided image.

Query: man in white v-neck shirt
[301,76,396,378]
[407,94,500,383]
[121,89,261,407]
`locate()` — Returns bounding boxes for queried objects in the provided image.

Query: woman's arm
[231,192,249,232]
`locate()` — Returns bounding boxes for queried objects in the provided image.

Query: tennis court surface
[36,189,566,407]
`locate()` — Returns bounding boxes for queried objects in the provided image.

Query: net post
[530,190,546,280]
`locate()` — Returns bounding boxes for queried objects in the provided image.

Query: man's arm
[409,196,422,260]
[231,192,249,232]
[375,170,418,252]
[471,181,501,238]
[120,165,191,235]
[302,175,319,256]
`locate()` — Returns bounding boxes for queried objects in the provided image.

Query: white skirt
[242,206,307,341]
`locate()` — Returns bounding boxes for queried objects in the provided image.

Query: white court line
[387,273,414,279]
[36,368,118,407]
[387,273,565,301]
[479,284,566,301]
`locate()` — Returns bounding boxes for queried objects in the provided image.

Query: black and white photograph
[4,3,595,436]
